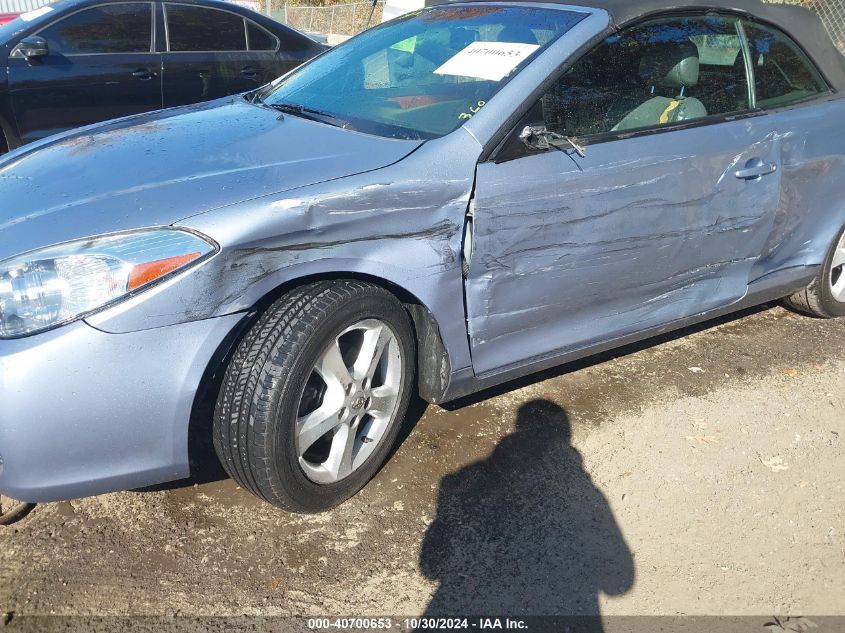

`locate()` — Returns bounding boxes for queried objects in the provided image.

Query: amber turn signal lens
[127,252,202,291]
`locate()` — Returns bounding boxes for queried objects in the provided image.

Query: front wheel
[785,224,845,318]
[213,281,416,512]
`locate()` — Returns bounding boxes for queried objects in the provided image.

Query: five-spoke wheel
[297,319,403,484]
[213,281,415,512]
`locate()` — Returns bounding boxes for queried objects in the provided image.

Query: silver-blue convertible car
[1,0,844,512]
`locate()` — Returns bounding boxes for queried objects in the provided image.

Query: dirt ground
[1,304,844,622]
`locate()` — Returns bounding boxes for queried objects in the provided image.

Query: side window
[37,3,152,55]
[166,4,246,52]
[742,21,827,109]
[247,20,277,52]
[537,15,750,138]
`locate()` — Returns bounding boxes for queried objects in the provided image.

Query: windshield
[259,5,586,140]
[0,3,60,42]
[0,16,29,41]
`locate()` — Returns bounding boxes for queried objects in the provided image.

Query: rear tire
[785,224,845,318]
[213,281,416,512]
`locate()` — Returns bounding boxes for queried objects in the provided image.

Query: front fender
[86,133,481,378]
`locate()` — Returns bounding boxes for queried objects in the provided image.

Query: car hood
[0,97,422,261]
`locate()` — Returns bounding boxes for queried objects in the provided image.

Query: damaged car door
[465,14,783,375]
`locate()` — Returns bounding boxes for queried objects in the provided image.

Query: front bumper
[0,313,243,502]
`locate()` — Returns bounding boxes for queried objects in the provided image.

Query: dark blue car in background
[0,0,324,152]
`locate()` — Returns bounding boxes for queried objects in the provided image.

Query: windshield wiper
[265,102,352,130]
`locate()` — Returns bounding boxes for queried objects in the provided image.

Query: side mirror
[519,124,553,151]
[519,124,586,158]
[12,36,49,60]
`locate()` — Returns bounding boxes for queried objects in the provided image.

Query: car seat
[613,39,708,131]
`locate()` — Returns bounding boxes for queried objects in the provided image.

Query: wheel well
[186,273,451,476]
[252,272,452,402]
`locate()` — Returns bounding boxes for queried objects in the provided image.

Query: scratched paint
[1,2,844,404]
[84,129,480,375]
[0,96,424,259]
[2,1,845,505]
[466,115,821,376]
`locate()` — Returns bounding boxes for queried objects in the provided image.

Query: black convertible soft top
[427,0,845,91]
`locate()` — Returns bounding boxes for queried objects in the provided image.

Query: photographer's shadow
[420,399,634,626]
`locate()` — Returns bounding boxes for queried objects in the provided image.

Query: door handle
[240,66,258,78]
[131,68,156,80]
[735,158,778,181]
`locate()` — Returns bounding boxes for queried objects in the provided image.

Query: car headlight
[0,228,216,338]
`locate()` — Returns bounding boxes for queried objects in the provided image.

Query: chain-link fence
[762,0,845,50]
[272,1,382,36]
[807,0,845,50]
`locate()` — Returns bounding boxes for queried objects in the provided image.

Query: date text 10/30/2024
[308,618,529,630]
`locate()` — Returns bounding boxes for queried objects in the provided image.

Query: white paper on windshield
[19,6,54,21]
[434,41,540,82]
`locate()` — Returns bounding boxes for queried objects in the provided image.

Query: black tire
[784,224,845,318]
[213,280,416,512]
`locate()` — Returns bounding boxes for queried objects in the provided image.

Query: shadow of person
[419,399,634,629]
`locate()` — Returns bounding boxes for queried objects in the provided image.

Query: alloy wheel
[295,319,403,484]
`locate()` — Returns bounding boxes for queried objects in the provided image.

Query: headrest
[639,40,700,89]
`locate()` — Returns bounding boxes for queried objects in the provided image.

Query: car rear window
[247,20,276,51]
